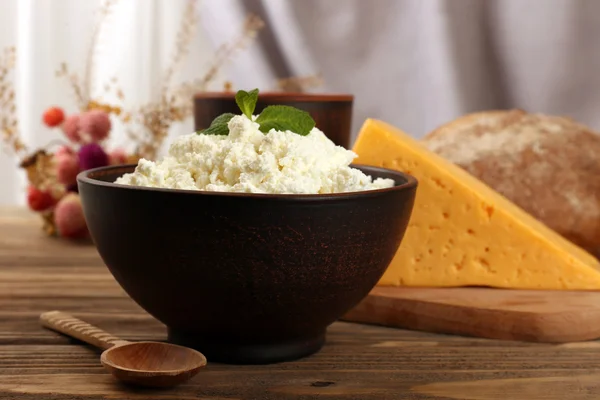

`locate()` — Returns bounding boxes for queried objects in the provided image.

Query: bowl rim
[77,163,417,200]
[193,91,354,103]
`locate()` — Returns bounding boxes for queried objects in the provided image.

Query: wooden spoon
[40,310,207,388]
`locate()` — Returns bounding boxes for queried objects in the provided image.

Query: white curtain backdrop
[3,0,600,205]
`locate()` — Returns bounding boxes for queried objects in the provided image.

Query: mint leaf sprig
[197,89,316,136]
[197,113,236,136]
[255,105,315,135]
[235,88,259,119]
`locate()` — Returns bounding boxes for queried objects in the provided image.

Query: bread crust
[423,109,600,257]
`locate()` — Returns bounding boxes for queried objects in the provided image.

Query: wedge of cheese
[353,119,600,289]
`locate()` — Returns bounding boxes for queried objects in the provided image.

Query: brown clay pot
[194,92,354,148]
[77,164,417,364]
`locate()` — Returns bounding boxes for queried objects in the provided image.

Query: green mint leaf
[211,113,236,126]
[235,88,259,119]
[255,105,316,136]
[197,113,235,136]
[201,124,229,136]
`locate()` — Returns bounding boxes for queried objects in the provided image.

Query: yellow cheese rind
[353,119,600,290]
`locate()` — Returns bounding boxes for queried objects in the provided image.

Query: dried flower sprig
[0,46,26,157]
[163,13,266,129]
[116,11,265,160]
[83,0,119,105]
[55,63,87,111]
[161,0,199,95]
[117,0,202,160]
[55,0,119,111]
[193,13,265,93]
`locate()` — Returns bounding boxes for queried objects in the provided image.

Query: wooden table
[2,207,600,399]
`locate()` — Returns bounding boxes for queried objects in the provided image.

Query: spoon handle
[40,310,129,350]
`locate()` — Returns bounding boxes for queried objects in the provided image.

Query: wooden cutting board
[341,287,600,343]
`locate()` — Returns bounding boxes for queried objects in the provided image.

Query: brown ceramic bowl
[77,164,417,364]
[194,92,353,148]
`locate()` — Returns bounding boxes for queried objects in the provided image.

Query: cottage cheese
[115,115,395,194]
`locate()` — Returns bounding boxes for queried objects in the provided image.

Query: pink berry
[56,153,80,185]
[108,148,128,165]
[54,193,88,238]
[62,114,81,143]
[78,143,109,171]
[55,145,74,160]
[79,110,111,142]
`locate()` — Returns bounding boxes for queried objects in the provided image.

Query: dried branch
[167,13,265,121]
[82,0,120,107]
[161,0,199,96]
[55,63,87,110]
[0,46,26,157]
[119,12,265,160]
[194,13,264,93]
[56,0,119,110]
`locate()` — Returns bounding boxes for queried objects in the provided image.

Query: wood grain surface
[3,207,600,399]
[342,286,600,343]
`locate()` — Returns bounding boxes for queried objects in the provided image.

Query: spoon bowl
[40,311,207,388]
[101,342,207,388]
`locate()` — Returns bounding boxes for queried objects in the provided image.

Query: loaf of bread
[422,109,600,258]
